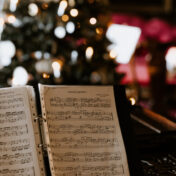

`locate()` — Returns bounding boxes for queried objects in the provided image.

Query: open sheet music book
[0,85,133,176]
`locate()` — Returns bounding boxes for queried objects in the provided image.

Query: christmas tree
[0,0,123,87]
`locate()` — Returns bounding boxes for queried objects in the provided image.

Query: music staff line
[0,103,24,110]
[0,139,30,146]
[0,156,33,166]
[0,144,30,152]
[0,166,35,175]
[0,97,23,105]
[52,151,121,162]
[50,143,118,149]
[0,124,28,132]
[48,124,116,135]
[46,111,113,121]
[49,137,119,149]
[53,164,124,176]
[50,97,111,104]
[0,112,26,124]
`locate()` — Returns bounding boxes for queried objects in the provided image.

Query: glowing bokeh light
[129,97,136,105]
[71,50,78,64]
[43,73,50,79]
[109,50,117,59]
[106,24,141,64]
[96,27,103,35]
[54,26,66,39]
[70,9,78,17]
[52,61,61,78]
[86,46,94,60]
[0,40,16,67]
[10,0,18,12]
[34,51,42,60]
[12,66,28,86]
[7,15,16,24]
[89,17,97,25]
[62,15,69,22]
[57,0,68,16]
[28,3,39,16]
[66,21,75,34]
[165,47,176,71]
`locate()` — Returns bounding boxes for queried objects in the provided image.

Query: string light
[7,15,16,24]
[62,15,69,22]
[165,47,176,71]
[0,40,16,67]
[71,50,78,64]
[43,73,50,79]
[54,26,66,39]
[42,3,48,9]
[34,51,42,60]
[10,0,18,12]
[12,66,28,86]
[70,9,78,17]
[28,3,38,16]
[109,50,117,59]
[129,97,136,105]
[89,17,97,25]
[52,61,61,78]
[96,27,103,35]
[66,21,75,34]
[57,0,68,16]
[44,52,50,59]
[86,46,94,60]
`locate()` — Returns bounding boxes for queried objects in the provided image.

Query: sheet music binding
[27,86,46,176]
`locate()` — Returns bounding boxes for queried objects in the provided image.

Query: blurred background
[0,0,175,122]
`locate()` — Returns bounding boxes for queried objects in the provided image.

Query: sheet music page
[40,85,130,176]
[0,86,42,176]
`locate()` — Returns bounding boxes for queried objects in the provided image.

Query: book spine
[27,87,46,176]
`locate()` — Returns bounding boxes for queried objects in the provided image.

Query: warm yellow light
[96,27,103,35]
[129,97,136,105]
[109,50,117,59]
[70,9,78,17]
[89,17,97,25]
[7,15,16,24]
[42,3,48,9]
[43,73,50,79]
[62,14,69,22]
[86,46,94,60]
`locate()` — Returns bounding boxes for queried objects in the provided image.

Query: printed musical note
[46,110,113,121]
[0,87,41,176]
[40,85,130,176]
[49,136,118,149]
[54,164,124,176]
[0,166,35,176]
